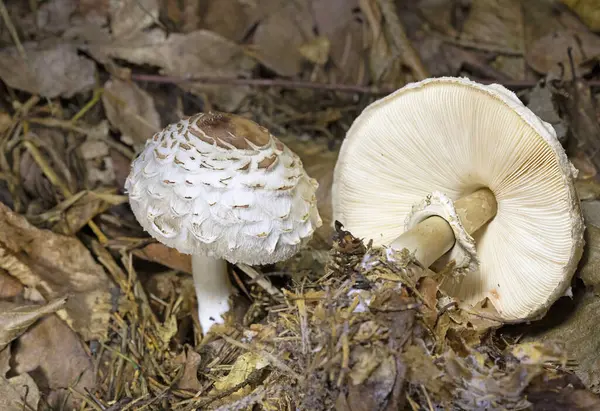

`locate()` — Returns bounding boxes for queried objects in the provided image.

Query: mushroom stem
[191,254,233,335]
[390,188,497,268]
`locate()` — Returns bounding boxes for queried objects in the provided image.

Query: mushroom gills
[390,188,497,268]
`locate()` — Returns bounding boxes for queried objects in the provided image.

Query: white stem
[191,254,232,335]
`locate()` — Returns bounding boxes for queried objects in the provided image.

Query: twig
[130,74,387,94]
[376,0,429,80]
[130,73,600,93]
[0,0,27,60]
[236,263,284,300]
[437,34,523,56]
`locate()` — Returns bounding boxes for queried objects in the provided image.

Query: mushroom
[125,112,322,334]
[332,77,585,322]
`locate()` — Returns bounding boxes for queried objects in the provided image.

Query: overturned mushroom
[126,112,322,334]
[332,77,585,322]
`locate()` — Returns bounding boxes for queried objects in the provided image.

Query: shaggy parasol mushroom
[126,112,322,334]
[332,77,585,322]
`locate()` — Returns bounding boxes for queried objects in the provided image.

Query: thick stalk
[191,254,232,335]
[390,188,497,268]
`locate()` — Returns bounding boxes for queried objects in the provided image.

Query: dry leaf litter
[1,0,600,410]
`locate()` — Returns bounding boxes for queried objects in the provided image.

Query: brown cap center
[193,112,271,149]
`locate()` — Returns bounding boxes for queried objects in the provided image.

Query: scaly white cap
[126,112,322,266]
[332,77,585,321]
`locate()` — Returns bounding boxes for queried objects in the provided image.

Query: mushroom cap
[126,112,322,265]
[332,77,585,321]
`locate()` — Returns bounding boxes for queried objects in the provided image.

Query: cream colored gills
[332,77,584,322]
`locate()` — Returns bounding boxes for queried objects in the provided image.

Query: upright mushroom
[332,77,585,322]
[126,112,322,334]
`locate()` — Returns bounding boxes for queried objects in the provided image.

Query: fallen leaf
[359,0,405,85]
[346,352,397,411]
[460,0,525,79]
[211,351,269,403]
[526,80,568,145]
[577,201,600,289]
[134,242,193,274]
[0,373,40,411]
[110,0,159,38]
[576,180,600,200]
[527,30,600,76]
[523,292,600,393]
[562,0,600,32]
[251,1,315,76]
[328,18,369,85]
[0,41,96,98]
[526,372,600,410]
[299,36,331,65]
[0,112,11,134]
[12,314,96,409]
[172,346,202,391]
[0,269,23,299]
[524,3,600,76]
[35,0,77,35]
[0,346,9,376]
[102,78,161,149]
[89,29,256,110]
[280,136,337,246]
[51,191,128,235]
[311,0,359,36]
[0,201,112,341]
[199,0,262,42]
[0,297,67,350]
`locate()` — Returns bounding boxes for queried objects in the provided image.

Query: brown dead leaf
[0,346,9,376]
[526,81,568,145]
[527,30,600,76]
[134,242,192,274]
[329,18,369,85]
[346,351,397,411]
[0,201,112,341]
[35,0,77,35]
[0,41,96,98]
[210,351,269,404]
[460,0,525,79]
[526,372,600,411]
[251,1,315,76]
[110,148,133,191]
[312,0,359,36]
[172,346,202,391]
[578,202,600,289]
[299,36,331,65]
[281,137,337,246]
[110,0,159,38]
[562,0,600,32]
[524,3,600,76]
[12,314,96,409]
[51,191,128,235]
[523,292,600,393]
[102,78,161,149]
[0,373,40,411]
[89,29,256,110]
[199,0,264,42]
[0,297,67,350]
[360,0,405,85]
[0,269,23,299]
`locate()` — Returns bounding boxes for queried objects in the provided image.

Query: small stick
[236,263,284,299]
[129,73,600,92]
